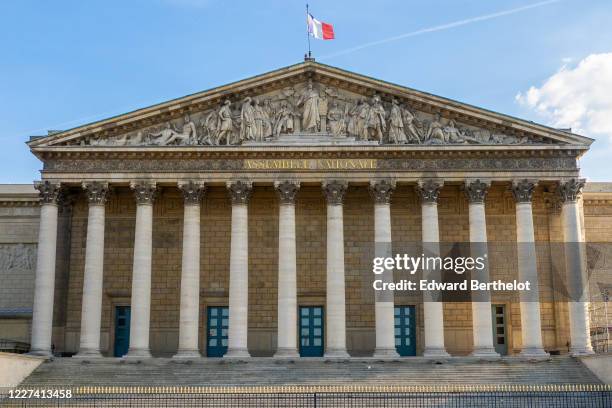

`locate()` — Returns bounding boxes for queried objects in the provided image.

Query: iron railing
[1,385,611,407]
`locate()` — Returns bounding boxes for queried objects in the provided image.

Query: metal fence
[2,385,611,408]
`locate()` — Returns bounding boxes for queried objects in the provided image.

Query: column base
[570,346,595,357]
[273,348,299,359]
[423,347,450,358]
[224,348,251,359]
[27,349,53,359]
[373,348,400,359]
[324,348,350,359]
[73,349,103,359]
[172,349,201,359]
[518,347,550,360]
[125,348,152,360]
[470,347,500,359]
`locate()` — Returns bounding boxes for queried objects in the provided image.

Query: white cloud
[516,53,612,140]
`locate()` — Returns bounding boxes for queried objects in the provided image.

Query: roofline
[28,60,593,148]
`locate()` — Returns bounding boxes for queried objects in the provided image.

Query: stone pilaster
[126,181,157,359]
[274,180,300,358]
[75,182,109,359]
[416,179,449,358]
[370,179,399,358]
[511,179,548,358]
[29,181,62,357]
[225,180,253,358]
[322,180,349,358]
[174,181,206,359]
[558,179,594,356]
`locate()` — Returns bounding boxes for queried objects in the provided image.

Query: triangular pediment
[28,61,593,149]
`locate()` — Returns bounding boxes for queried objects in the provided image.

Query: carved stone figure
[217,100,234,145]
[262,99,275,137]
[347,99,362,138]
[366,95,386,143]
[240,97,257,142]
[273,101,294,137]
[200,112,218,145]
[424,114,446,145]
[400,104,421,143]
[356,99,370,141]
[253,98,271,141]
[327,102,346,136]
[297,79,320,132]
[180,115,197,145]
[149,124,181,146]
[387,99,407,144]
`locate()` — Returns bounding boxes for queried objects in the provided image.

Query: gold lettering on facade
[243,159,377,170]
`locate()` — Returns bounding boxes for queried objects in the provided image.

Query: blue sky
[1,0,611,182]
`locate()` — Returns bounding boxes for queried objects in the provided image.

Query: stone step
[20,356,602,387]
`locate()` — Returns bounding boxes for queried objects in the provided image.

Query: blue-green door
[206,306,228,357]
[299,306,324,357]
[113,306,130,357]
[492,304,508,355]
[395,305,416,356]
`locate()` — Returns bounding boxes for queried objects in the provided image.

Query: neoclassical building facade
[2,61,611,359]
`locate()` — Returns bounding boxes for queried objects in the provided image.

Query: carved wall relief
[64,81,560,148]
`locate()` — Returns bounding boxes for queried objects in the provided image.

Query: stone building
[1,61,611,359]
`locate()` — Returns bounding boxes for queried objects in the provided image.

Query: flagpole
[306,3,312,59]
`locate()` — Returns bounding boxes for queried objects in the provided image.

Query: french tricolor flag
[307,13,335,40]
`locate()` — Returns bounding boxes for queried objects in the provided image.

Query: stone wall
[0,203,39,343]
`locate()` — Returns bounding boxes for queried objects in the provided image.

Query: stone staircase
[21,356,601,387]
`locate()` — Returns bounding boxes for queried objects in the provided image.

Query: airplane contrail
[320,0,562,60]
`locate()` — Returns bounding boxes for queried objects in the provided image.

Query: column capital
[416,179,444,204]
[369,179,396,205]
[82,181,109,206]
[322,180,348,206]
[464,179,490,204]
[557,178,585,203]
[130,181,157,205]
[178,180,206,205]
[34,180,62,205]
[274,180,300,205]
[512,179,537,203]
[226,180,252,205]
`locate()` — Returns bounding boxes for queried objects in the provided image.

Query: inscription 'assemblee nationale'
[244,158,377,170]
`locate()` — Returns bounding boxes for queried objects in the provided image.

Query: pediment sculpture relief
[67,80,558,147]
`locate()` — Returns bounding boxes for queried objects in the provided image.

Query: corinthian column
[273,180,300,358]
[174,181,206,359]
[558,179,594,356]
[225,180,252,358]
[322,180,350,358]
[370,179,399,358]
[416,179,450,358]
[126,181,157,359]
[512,179,548,358]
[29,181,62,357]
[465,179,499,358]
[75,182,109,358]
